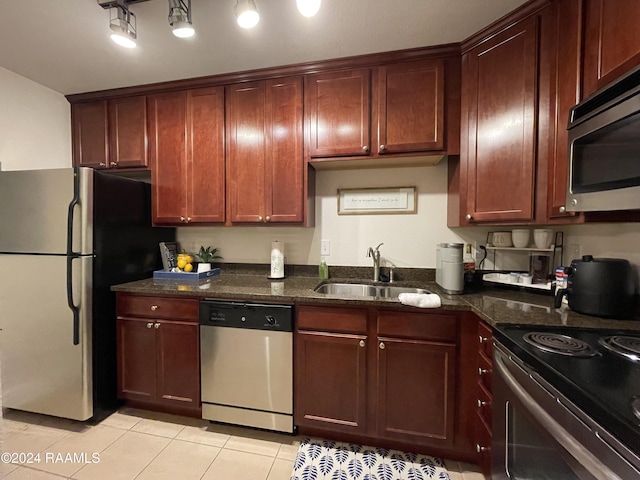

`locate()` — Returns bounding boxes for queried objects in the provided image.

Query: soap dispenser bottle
[319,258,329,280]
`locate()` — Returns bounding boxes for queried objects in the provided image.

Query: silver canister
[436,243,464,294]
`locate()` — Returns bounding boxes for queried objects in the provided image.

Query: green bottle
[319,259,329,280]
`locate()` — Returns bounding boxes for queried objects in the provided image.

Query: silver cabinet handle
[154,322,160,329]
[180,216,186,222]
[146,322,153,328]
[265,216,271,222]
[359,340,365,348]
[476,444,489,453]
[379,342,385,350]
[362,145,369,152]
[479,367,489,375]
[258,215,263,222]
[110,162,117,167]
[99,162,106,167]
[379,144,386,152]
[466,214,473,221]
[477,399,488,407]
[479,335,488,344]
[187,216,192,222]
[559,206,566,213]
[151,305,158,311]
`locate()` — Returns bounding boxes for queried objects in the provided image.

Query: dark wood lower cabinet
[295,304,477,464]
[116,293,201,417]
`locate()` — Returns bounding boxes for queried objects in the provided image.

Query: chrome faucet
[366,243,383,281]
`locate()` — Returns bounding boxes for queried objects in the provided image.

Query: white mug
[533,229,554,249]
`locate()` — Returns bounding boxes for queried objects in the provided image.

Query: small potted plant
[196,245,222,272]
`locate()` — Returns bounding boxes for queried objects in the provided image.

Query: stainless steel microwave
[567,65,640,212]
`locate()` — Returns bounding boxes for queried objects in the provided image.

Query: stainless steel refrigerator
[0,167,175,421]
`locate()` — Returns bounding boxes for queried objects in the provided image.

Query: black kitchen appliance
[493,324,640,479]
[554,255,636,318]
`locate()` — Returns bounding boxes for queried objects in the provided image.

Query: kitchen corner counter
[111,273,640,331]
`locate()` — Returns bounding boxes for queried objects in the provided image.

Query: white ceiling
[0,0,528,95]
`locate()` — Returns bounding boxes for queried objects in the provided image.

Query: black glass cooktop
[494,324,640,455]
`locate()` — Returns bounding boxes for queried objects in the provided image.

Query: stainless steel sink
[314,283,431,299]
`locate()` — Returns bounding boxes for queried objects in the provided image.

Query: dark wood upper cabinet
[306,69,371,158]
[72,97,147,169]
[108,96,148,169]
[375,59,445,154]
[461,15,539,224]
[148,87,225,225]
[226,76,304,224]
[583,0,640,97]
[72,101,109,169]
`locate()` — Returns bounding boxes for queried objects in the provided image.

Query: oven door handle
[494,350,624,480]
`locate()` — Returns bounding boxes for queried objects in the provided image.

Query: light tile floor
[0,406,485,479]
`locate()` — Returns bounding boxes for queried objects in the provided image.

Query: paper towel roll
[270,241,285,278]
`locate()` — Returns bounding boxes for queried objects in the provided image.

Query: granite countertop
[111,265,640,331]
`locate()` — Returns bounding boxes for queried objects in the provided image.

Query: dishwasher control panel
[199,300,293,332]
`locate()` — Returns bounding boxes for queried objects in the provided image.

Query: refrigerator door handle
[67,168,81,345]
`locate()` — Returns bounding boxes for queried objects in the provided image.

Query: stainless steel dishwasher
[199,300,293,433]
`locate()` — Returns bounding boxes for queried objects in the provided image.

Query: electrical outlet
[569,243,581,261]
[321,239,331,256]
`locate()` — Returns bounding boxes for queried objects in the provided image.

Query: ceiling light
[235,0,259,29]
[108,1,137,48]
[296,0,321,17]
[168,0,195,38]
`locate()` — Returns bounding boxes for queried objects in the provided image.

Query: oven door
[492,342,637,480]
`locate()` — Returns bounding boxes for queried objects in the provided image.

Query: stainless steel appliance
[567,64,640,212]
[436,243,464,294]
[554,255,636,318]
[493,325,640,479]
[0,167,174,421]
[199,300,293,433]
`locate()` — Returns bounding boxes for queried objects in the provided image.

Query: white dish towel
[398,292,442,308]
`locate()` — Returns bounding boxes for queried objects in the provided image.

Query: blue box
[153,268,220,281]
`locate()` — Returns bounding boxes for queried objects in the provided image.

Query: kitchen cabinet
[295,305,369,434]
[460,14,539,224]
[583,0,640,97]
[475,320,493,478]
[116,293,200,417]
[226,76,304,224]
[72,96,148,169]
[148,87,225,225]
[305,60,448,161]
[295,304,474,459]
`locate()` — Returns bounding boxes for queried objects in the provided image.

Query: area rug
[291,438,450,480]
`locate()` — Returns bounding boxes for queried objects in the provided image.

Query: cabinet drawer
[478,351,493,393]
[297,305,367,334]
[117,294,199,321]
[478,320,493,358]
[377,311,457,341]
[475,413,492,478]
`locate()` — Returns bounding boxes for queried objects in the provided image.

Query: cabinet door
[148,92,188,224]
[583,0,640,96]
[306,69,371,158]
[72,101,108,169]
[547,0,582,220]
[377,337,457,447]
[265,77,304,223]
[155,320,200,409]
[463,16,538,223]
[108,96,148,169]
[187,87,225,223]
[116,317,157,402]
[376,59,445,154]
[226,82,266,223]
[295,331,368,434]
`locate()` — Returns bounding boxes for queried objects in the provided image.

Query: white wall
[177,160,640,270]
[0,67,72,170]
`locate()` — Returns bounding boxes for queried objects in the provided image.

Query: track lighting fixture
[296,0,321,17]
[108,0,137,48]
[168,0,195,38]
[235,0,260,29]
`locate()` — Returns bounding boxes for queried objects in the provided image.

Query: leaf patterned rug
[291,438,450,480]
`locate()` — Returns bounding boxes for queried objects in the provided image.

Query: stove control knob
[265,315,277,326]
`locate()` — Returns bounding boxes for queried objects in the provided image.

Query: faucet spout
[366,243,384,281]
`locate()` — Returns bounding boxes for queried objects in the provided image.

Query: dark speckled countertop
[111,264,640,332]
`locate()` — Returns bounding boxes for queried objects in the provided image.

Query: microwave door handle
[494,351,624,480]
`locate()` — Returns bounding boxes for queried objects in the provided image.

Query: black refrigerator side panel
[91,170,176,419]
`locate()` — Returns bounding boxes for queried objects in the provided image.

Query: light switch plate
[321,239,331,256]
